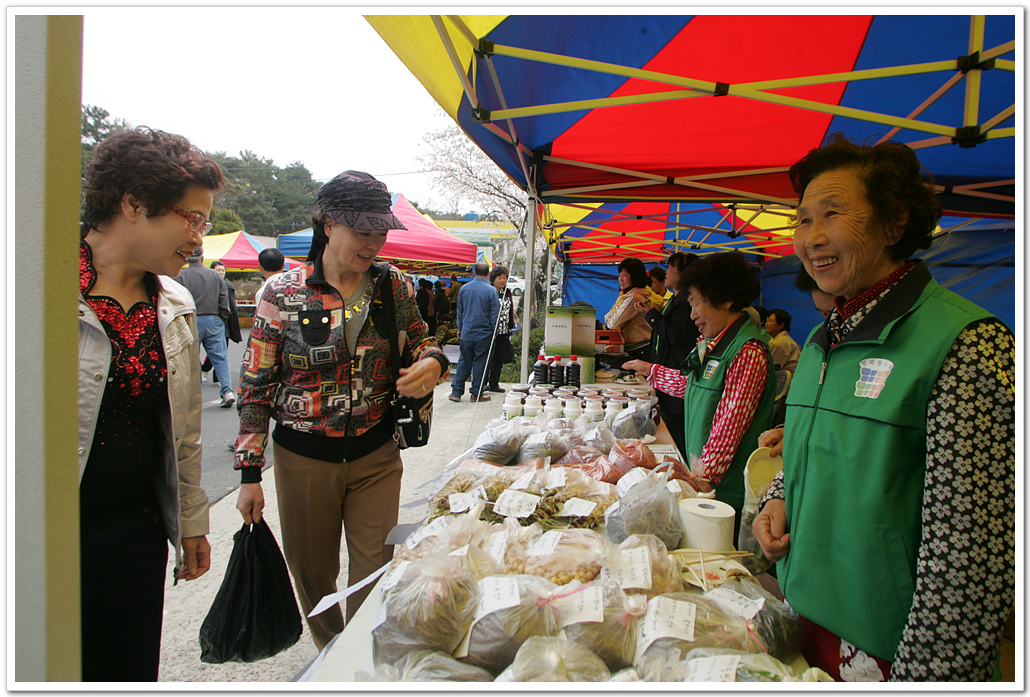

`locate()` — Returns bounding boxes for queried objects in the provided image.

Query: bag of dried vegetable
[477,517,542,575]
[702,577,805,663]
[605,534,684,598]
[634,593,762,667]
[517,430,572,463]
[524,528,609,586]
[604,472,685,551]
[372,554,480,667]
[555,445,606,466]
[472,418,527,465]
[610,401,657,439]
[459,574,562,675]
[562,454,624,484]
[560,576,648,671]
[609,439,659,472]
[680,647,834,682]
[396,649,495,681]
[503,636,611,682]
[582,423,617,454]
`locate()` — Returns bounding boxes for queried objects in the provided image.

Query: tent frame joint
[952,125,987,149]
[472,107,492,124]
[956,50,996,73]
[714,82,730,96]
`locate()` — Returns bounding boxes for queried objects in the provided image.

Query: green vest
[779,262,994,661]
[682,315,776,511]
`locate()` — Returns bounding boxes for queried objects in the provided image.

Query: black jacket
[646,292,698,372]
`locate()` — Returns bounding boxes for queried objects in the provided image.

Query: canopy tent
[368,14,1016,378]
[278,193,478,274]
[368,14,1015,260]
[199,230,302,272]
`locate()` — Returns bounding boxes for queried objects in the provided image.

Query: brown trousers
[273,438,403,650]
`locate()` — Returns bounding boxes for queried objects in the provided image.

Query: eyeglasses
[169,206,213,236]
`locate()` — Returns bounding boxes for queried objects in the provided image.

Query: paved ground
[158,345,506,682]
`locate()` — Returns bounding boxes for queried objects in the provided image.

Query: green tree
[81,104,130,202]
[208,208,244,237]
[210,151,320,237]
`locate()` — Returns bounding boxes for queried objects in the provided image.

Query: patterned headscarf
[308,171,406,262]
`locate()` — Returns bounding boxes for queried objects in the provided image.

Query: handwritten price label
[494,489,540,518]
[449,492,479,513]
[510,470,536,491]
[475,575,522,622]
[483,529,507,564]
[558,497,597,518]
[608,546,652,590]
[685,654,741,682]
[617,468,650,498]
[553,583,604,627]
[705,587,765,620]
[635,596,696,663]
[405,516,449,549]
[527,529,564,556]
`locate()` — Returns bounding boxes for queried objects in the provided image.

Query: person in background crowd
[255,247,286,303]
[764,308,800,374]
[415,278,437,335]
[648,266,671,308]
[433,279,450,321]
[486,264,515,393]
[744,304,769,330]
[78,127,216,680]
[175,249,235,408]
[631,252,699,456]
[201,260,242,381]
[604,256,655,360]
[446,274,462,307]
[233,171,448,650]
[624,251,775,536]
[449,262,499,402]
[753,135,1014,681]
[795,265,836,319]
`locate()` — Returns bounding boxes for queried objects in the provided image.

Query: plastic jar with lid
[502,393,524,420]
[583,399,606,423]
[563,398,584,419]
[523,395,544,417]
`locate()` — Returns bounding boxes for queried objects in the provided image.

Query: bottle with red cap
[533,354,550,385]
[565,354,581,389]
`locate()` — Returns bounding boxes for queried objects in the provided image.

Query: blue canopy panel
[761,223,1016,341]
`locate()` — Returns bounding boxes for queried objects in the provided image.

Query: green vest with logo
[682,315,776,511]
[779,262,994,661]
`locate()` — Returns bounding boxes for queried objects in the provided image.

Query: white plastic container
[523,395,544,418]
[543,397,565,421]
[583,399,606,423]
[502,393,524,420]
[563,399,584,419]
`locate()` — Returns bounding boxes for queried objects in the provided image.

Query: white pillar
[518,195,537,382]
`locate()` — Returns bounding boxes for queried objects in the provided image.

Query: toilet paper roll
[679,498,737,551]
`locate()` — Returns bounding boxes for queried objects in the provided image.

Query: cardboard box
[595,329,625,354]
[545,306,596,356]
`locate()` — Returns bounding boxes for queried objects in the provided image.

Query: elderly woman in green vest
[753,135,1014,681]
[624,251,776,534]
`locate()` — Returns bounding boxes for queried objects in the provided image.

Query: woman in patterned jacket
[233,171,449,650]
[753,135,1014,681]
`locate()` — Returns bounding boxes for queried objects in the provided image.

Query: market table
[302,418,681,682]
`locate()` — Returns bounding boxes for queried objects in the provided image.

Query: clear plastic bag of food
[582,423,617,454]
[556,445,606,466]
[607,533,684,598]
[472,418,527,465]
[477,517,541,575]
[396,649,495,681]
[428,469,485,519]
[611,401,657,439]
[609,439,659,472]
[703,577,805,663]
[635,593,761,666]
[604,473,685,552]
[517,431,572,463]
[681,647,834,682]
[506,636,611,682]
[523,528,609,585]
[561,576,647,672]
[562,455,624,484]
[461,574,562,675]
[372,554,480,667]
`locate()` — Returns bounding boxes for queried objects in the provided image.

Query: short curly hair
[677,252,760,311]
[617,257,650,289]
[488,265,510,284]
[82,127,224,236]
[789,133,940,260]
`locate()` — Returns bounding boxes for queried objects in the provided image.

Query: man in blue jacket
[449,263,499,402]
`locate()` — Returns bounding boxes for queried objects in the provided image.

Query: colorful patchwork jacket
[233,258,445,477]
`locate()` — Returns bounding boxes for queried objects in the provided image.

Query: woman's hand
[684,475,714,493]
[622,359,653,376]
[397,356,444,398]
[753,498,791,561]
[236,482,265,525]
[758,427,785,457]
[633,298,651,314]
[178,535,211,581]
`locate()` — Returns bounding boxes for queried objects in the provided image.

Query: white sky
[78,7,457,211]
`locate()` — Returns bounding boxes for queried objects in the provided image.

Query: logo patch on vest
[855,358,894,398]
[702,359,720,380]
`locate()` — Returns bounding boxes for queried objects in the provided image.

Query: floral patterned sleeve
[891,319,1015,681]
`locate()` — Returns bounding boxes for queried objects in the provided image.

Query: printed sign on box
[545,306,596,356]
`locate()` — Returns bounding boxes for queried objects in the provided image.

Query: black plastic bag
[199,519,302,663]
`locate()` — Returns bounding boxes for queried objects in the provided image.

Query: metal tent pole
[519,193,538,383]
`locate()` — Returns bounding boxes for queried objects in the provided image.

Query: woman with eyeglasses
[78,127,221,680]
